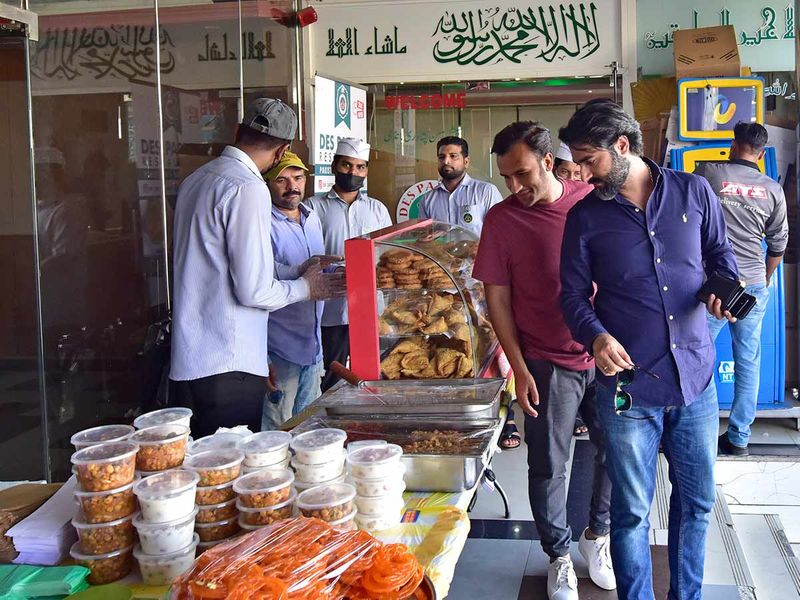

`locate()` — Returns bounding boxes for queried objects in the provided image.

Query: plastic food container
[69,542,133,585]
[74,481,137,524]
[329,508,357,531]
[133,507,198,555]
[354,487,406,515]
[237,431,292,467]
[72,513,136,555]
[294,473,346,493]
[187,433,245,456]
[184,449,244,486]
[347,444,403,479]
[351,464,407,498]
[196,536,236,555]
[290,428,347,465]
[236,493,295,526]
[72,442,138,492]
[291,449,346,484]
[233,469,294,508]
[71,425,135,451]
[130,424,190,472]
[354,511,398,532]
[195,481,236,506]
[196,498,238,524]
[296,482,356,522]
[133,407,192,430]
[195,516,240,542]
[134,534,199,586]
[242,457,290,474]
[347,440,387,454]
[133,469,199,523]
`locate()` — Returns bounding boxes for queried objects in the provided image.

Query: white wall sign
[311,0,621,82]
[396,180,438,222]
[312,75,368,193]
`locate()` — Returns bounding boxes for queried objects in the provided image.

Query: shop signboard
[312,0,621,82]
[638,1,795,75]
[396,180,438,222]
[312,75,368,192]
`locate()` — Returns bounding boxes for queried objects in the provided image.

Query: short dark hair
[559,99,643,155]
[491,121,552,157]
[554,157,566,169]
[733,122,768,153]
[437,136,469,157]
[234,124,287,150]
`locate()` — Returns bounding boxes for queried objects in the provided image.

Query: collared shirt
[417,173,503,235]
[268,204,325,366]
[171,146,310,381]
[560,158,739,407]
[304,189,392,326]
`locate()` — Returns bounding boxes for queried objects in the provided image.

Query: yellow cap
[264,151,308,180]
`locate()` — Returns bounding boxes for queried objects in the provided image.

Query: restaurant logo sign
[335,82,351,128]
[397,180,438,222]
[384,92,467,110]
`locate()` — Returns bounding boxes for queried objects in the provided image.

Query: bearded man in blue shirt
[559,99,738,600]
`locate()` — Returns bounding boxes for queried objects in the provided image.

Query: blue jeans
[597,381,718,600]
[707,284,770,447]
[261,353,323,431]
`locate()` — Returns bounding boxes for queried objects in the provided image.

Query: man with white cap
[417,136,503,237]
[171,98,345,436]
[305,137,392,391]
[554,142,582,182]
[262,151,327,429]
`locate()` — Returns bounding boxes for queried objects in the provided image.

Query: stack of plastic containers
[237,431,292,475]
[347,442,406,533]
[186,432,245,456]
[183,449,244,551]
[289,429,348,492]
[234,469,296,533]
[133,407,193,431]
[131,469,200,585]
[296,482,358,531]
[129,424,190,478]
[69,440,139,584]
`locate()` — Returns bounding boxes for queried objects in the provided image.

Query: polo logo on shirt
[719,181,768,200]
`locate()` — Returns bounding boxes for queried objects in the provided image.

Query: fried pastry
[390,338,428,354]
[383,249,414,263]
[435,348,461,377]
[380,353,404,379]
[429,294,454,315]
[422,317,448,335]
[456,354,473,378]
[445,309,467,325]
[401,350,430,372]
[390,309,419,325]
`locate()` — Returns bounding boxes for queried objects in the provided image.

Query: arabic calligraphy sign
[313,0,619,83]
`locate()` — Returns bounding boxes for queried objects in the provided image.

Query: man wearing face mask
[171,98,346,436]
[305,138,393,391]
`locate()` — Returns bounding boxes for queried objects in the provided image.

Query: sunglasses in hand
[615,365,660,415]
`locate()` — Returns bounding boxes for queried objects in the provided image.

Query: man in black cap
[170,98,344,436]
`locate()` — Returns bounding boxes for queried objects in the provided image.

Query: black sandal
[499,421,521,450]
[573,416,588,437]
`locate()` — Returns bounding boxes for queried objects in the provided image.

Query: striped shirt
[170,146,310,381]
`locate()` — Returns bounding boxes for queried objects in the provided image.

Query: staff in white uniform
[305,138,393,391]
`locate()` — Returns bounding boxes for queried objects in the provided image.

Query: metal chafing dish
[291,415,499,492]
[315,377,505,419]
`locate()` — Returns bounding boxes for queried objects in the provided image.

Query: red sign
[384,92,466,110]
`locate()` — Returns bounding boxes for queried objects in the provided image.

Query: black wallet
[695,274,756,319]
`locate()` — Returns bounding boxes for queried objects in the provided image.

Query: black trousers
[321,325,350,392]
[171,371,267,437]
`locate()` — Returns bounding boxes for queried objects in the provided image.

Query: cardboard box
[674,25,740,79]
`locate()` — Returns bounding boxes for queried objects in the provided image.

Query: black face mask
[334,172,365,192]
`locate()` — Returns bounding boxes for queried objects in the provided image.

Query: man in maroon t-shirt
[473,122,614,600]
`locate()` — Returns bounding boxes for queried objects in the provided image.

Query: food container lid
[69,540,133,561]
[71,442,139,466]
[74,480,136,498]
[233,468,294,496]
[290,428,347,453]
[328,508,358,528]
[294,473,346,492]
[290,448,346,469]
[187,433,245,455]
[296,482,356,511]
[135,468,175,479]
[347,440,387,454]
[184,449,244,471]
[235,491,296,513]
[133,506,198,531]
[129,424,190,446]
[72,512,137,530]
[352,462,406,483]
[133,408,192,430]
[194,515,238,529]
[71,425,135,449]
[348,444,403,467]
[134,533,199,561]
[237,431,292,456]
[133,469,199,499]
[196,480,236,493]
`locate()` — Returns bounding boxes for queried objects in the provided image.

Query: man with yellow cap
[305,137,392,391]
[261,152,329,429]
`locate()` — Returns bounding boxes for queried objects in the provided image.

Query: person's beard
[439,165,465,182]
[589,150,629,200]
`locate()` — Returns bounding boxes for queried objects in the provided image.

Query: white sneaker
[547,555,578,600]
[578,529,616,590]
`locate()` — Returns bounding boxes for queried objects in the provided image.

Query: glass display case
[345,219,498,381]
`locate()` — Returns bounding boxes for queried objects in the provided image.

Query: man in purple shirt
[559,99,738,600]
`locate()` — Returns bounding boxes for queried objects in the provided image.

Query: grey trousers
[524,358,611,558]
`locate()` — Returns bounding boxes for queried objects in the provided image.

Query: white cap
[34,146,66,167]
[555,142,573,162]
[335,137,370,161]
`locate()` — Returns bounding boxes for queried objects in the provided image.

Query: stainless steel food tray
[316,377,505,419]
[291,415,500,492]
